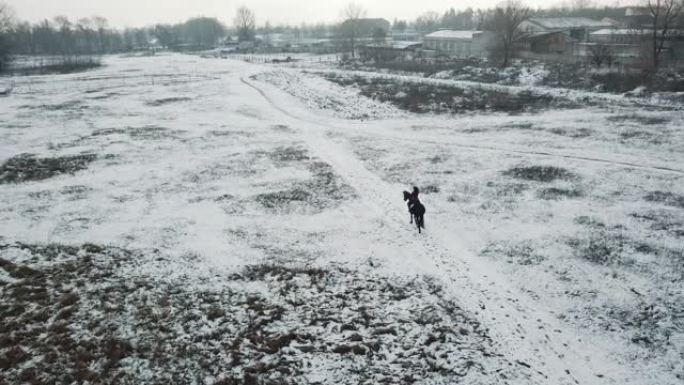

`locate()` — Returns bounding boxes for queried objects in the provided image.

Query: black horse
[403,191,425,233]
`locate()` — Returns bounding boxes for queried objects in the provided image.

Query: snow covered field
[1,53,682,384]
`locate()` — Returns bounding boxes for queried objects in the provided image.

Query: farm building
[575,28,684,67]
[519,31,578,58]
[288,38,338,54]
[359,41,422,61]
[390,28,421,42]
[517,17,612,62]
[422,30,495,58]
[520,17,612,41]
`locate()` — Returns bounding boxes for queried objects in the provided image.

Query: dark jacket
[410,188,420,203]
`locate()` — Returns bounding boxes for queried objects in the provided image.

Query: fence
[216,53,340,65]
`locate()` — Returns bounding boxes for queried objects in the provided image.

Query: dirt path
[240,77,684,176]
[239,74,661,385]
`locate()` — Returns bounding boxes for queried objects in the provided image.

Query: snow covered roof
[424,30,482,40]
[590,28,650,35]
[528,31,570,38]
[364,41,422,50]
[591,28,684,36]
[528,17,612,30]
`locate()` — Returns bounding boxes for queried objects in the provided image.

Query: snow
[364,41,422,49]
[424,30,482,40]
[527,17,613,29]
[591,28,652,35]
[518,66,549,87]
[1,53,683,384]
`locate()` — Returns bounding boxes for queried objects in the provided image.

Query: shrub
[502,166,576,183]
[537,187,583,200]
[0,153,96,184]
[644,191,684,209]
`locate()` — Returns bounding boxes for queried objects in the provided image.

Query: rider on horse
[409,186,420,204]
[403,186,425,233]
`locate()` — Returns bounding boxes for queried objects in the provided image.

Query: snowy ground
[1,53,682,384]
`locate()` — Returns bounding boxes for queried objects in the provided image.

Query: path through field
[2,54,682,384]
[238,72,662,385]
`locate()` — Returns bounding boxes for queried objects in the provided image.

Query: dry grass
[0,242,527,384]
[502,166,577,183]
[0,153,96,184]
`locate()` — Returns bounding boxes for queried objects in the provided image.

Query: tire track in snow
[240,75,659,385]
[240,76,684,176]
[356,133,684,175]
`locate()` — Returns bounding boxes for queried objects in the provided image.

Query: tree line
[4,15,227,56]
[1,0,682,72]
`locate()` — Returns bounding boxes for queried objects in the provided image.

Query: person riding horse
[403,186,425,233]
[409,186,420,205]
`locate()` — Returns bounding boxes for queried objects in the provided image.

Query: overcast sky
[7,0,625,28]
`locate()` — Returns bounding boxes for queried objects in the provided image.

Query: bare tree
[645,0,684,69]
[77,17,96,53]
[234,6,256,42]
[570,0,595,10]
[92,16,109,53]
[0,2,14,72]
[340,2,366,58]
[588,43,615,67]
[415,11,441,33]
[372,26,387,43]
[483,1,531,67]
[53,15,74,56]
[0,2,13,32]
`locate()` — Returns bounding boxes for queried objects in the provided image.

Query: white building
[520,17,613,41]
[422,30,495,58]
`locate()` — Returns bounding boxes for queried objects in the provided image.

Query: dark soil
[502,166,576,183]
[255,150,355,212]
[0,242,528,385]
[9,60,102,76]
[0,153,96,184]
[324,73,579,114]
[607,114,670,125]
[644,191,684,209]
[146,97,193,107]
[537,187,583,200]
[354,57,684,93]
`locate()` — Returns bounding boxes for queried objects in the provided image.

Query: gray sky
[7,0,624,28]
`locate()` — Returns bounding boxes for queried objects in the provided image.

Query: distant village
[1,2,683,73]
[216,6,684,71]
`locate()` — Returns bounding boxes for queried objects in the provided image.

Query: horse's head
[403,191,411,201]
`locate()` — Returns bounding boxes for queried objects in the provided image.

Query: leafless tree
[53,15,74,56]
[588,44,615,67]
[570,0,595,10]
[645,0,684,69]
[77,17,96,53]
[92,16,109,53]
[415,11,441,33]
[0,2,14,72]
[483,1,531,67]
[234,5,256,42]
[0,2,13,33]
[340,2,366,58]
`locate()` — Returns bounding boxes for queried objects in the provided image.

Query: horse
[403,191,426,233]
